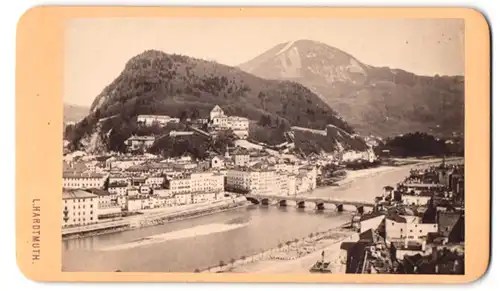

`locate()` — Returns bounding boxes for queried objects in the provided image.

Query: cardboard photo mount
[16,6,491,283]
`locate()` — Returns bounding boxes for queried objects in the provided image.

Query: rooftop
[87,188,113,196]
[63,172,105,179]
[62,189,98,200]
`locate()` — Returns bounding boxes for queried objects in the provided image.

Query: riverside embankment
[62,196,249,240]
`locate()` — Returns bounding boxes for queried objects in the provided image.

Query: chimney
[421,239,427,251]
[404,237,409,249]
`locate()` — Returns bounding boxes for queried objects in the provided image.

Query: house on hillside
[124,135,155,152]
[208,105,249,139]
[137,115,179,126]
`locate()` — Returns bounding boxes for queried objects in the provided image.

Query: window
[400,228,403,232]
[392,222,395,226]
[410,230,413,233]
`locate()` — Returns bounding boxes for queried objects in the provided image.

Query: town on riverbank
[205,160,464,275]
[62,106,464,275]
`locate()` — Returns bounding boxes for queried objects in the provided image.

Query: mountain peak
[239,39,368,85]
[238,41,464,137]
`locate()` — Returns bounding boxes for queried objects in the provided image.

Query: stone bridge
[245,194,375,214]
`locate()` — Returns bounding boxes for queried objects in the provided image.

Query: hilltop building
[124,135,156,152]
[137,115,179,126]
[208,105,249,139]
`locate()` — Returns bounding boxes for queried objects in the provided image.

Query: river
[62,160,456,272]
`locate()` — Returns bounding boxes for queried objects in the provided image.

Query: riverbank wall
[62,196,250,240]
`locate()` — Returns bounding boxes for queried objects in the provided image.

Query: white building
[165,171,224,195]
[127,198,145,211]
[137,115,179,126]
[209,105,249,138]
[62,189,99,227]
[62,172,107,189]
[385,213,438,243]
[234,152,250,167]
[210,155,225,169]
[192,192,217,204]
[108,182,128,197]
[226,166,280,196]
[342,148,377,163]
[401,193,433,206]
[124,135,155,151]
[169,131,194,137]
[175,193,193,205]
[145,176,165,188]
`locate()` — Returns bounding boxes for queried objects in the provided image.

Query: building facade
[63,172,107,189]
[62,189,99,227]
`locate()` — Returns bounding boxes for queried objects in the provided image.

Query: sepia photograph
[61,17,465,275]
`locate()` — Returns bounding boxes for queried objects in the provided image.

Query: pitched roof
[386,212,407,223]
[62,189,98,199]
[360,212,386,222]
[87,188,113,196]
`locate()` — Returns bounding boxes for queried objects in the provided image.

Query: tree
[258,114,272,127]
[278,242,283,249]
[179,110,188,122]
[190,107,200,119]
[219,260,225,269]
[240,255,246,261]
[285,241,292,250]
[229,258,236,266]
[194,268,200,273]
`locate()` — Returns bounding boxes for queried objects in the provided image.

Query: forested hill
[68,50,358,152]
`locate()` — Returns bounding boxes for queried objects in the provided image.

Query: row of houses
[343,163,465,274]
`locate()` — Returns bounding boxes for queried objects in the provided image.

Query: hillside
[63,103,89,124]
[239,39,464,137]
[68,50,361,153]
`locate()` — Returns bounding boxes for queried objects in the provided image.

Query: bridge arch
[246,197,260,204]
[315,201,325,210]
[261,198,270,206]
[279,200,287,207]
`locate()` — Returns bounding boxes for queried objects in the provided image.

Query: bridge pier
[297,201,305,209]
[279,200,287,207]
[316,202,325,210]
[337,204,343,212]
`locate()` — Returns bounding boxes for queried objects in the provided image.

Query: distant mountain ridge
[63,103,89,124]
[239,39,464,137]
[69,50,366,153]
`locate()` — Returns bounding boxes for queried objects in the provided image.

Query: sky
[65,18,465,107]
